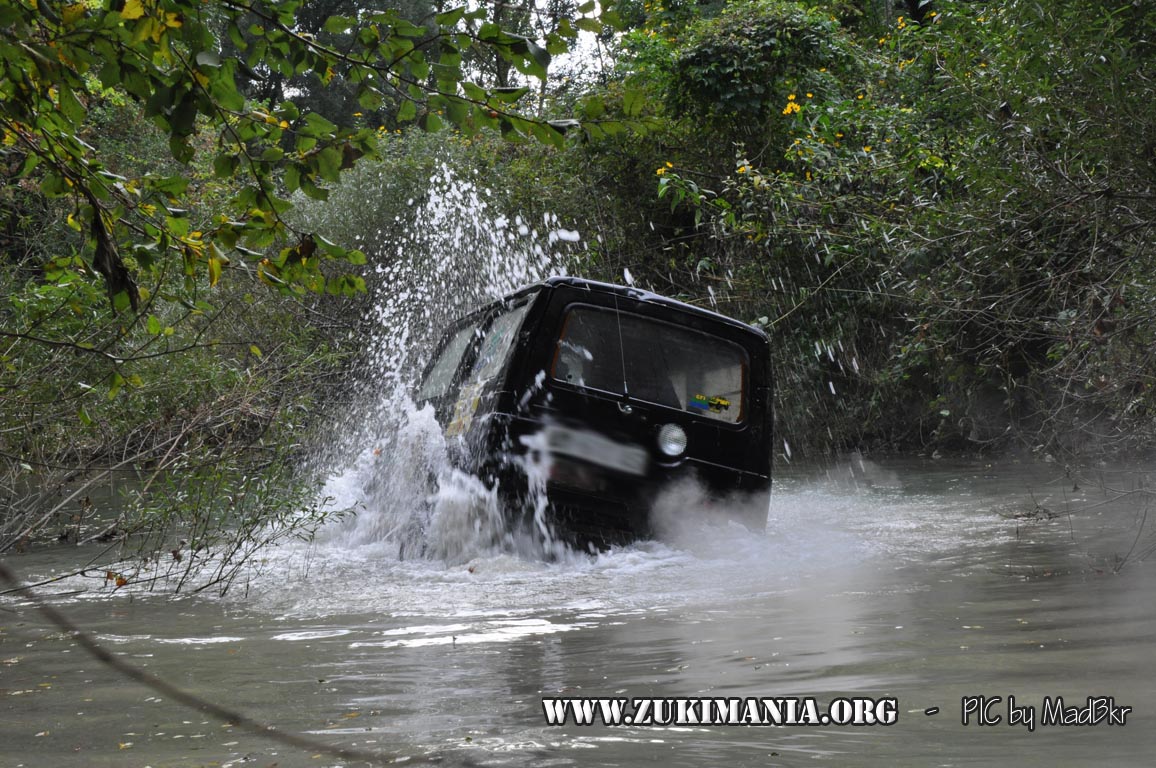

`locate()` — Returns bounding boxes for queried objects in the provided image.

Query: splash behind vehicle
[415,277,772,547]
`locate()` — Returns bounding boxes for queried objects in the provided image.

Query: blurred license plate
[546,426,648,476]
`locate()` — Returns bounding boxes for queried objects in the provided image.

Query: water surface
[2,458,1154,767]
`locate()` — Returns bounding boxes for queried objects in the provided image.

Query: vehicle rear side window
[551,306,747,423]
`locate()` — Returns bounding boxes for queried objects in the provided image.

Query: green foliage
[536,0,1156,457]
[666,1,853,129]
[0,0,608,316]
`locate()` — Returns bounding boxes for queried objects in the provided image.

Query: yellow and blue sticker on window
[690,394,731,413]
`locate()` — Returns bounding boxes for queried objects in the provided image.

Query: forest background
[1,0,1153,584]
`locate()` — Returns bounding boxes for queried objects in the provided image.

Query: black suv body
[415,277,772,546]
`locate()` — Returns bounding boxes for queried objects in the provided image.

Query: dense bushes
[530,0,1156,457]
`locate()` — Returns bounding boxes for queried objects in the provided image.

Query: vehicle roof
[500,276,769,341]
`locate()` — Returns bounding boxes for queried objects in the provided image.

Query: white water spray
[315,164,582,561]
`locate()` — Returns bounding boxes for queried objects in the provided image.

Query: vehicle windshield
[418,323,478,401]
[418,303,529,402]
[551,305,746,423]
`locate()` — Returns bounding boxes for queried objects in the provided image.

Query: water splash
[358,165,573,421]
[315,163,583,562]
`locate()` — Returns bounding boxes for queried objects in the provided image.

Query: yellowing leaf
[122,0,145,20]
[207,255,222,287]
[62,3,86,25]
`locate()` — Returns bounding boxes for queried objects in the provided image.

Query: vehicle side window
[551,305,747,423]
[417,323,478,400]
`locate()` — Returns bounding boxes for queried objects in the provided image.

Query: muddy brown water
[2,458,1154,767]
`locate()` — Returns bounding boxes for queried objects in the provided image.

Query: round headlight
[657,423,688,457]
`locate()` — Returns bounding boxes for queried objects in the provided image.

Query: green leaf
[436,6,465,26]
[107,372,124,400]
[492,86,529,104]
[461,81,486,102]
[166,215,190,238]
[41,172,68,197]
[511,36,550,80]
[623,88,646,117]
[213,152,239,178]
[146,314,162,335]
[324,15,356,34]
[581,95,605,120]
[315,145,343,182]
[112,290,133,312]
[284,163,301,193]
[150,175,189,197]
[300,178,329,201]
[356,86,383,111]
[58,84,86,126]
[477,22,501,42]
[302,112,338,137]
[169,135,194,163]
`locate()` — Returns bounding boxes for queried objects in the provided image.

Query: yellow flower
[857,94,865,100]
[656,167,666,176]
[788,94,796,101]
[863,146,872,153]
[782,101,801,115]
[806,93,813,99]
[737,165,749,174]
